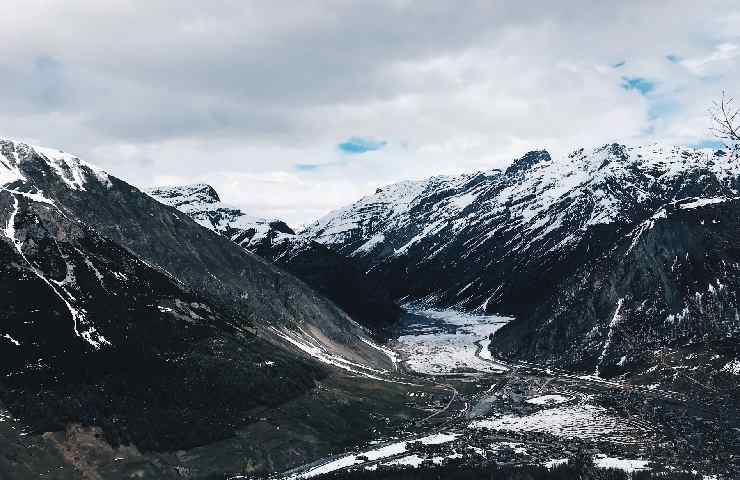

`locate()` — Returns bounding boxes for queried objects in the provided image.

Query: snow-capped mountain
[302,143,740,374]
[0,138,396,456]
[147,183,312,261]
[147,183,400,334]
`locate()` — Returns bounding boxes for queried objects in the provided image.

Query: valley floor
[2,308,735,479]
[275,308,738,480]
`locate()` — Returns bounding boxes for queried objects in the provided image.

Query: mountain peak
[147,183,309,252]
[1,137,112,191]
[147,183,221,207]
[505,149,551,175]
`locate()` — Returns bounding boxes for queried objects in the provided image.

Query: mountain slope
[5,141,393,365]
[0,138,396,456]
[302,143,740,373]
[491,196,740,375]
[148,183,400,335]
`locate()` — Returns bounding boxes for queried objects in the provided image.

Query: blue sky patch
[295,163,321,172]
[622,76,655,95]
[688,139,725,150]
[338,137,387,154]
[648,98,679,120]
[666,54,681,64]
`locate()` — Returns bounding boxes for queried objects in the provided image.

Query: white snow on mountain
[304,144,738,257]
[301,143,739,311]
[1,138,112,191]
[304,179,428,247]
[1,139,113,349]
[678,197,730,210]
[147,183,313,259]
[147,183,270,232]
[525,394,572,406]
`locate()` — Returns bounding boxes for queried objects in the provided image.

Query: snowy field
[396,308,511,375]
[291,433,459,478]
[469,404,651,444]
[593,455,651,472]
[525,394,572,405]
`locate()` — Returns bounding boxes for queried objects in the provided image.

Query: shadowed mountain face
[0,139,393,454]
[147,184,401,336]
[302,144,740,374]
[491,197,740,375]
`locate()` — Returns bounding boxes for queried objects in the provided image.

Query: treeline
[1,333,326,452]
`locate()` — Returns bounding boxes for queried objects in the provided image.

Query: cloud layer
[1,1,739,225]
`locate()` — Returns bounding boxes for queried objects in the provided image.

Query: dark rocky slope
[2,141,392,366]
[491,197,740,376]
[148,184,400,336]
[0,138,396,457]
[0,179,323,452]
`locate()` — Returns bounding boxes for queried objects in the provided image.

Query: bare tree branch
[708,90,740,147]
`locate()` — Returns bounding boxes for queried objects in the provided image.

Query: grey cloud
[1,1,739,223]
[2,1,736,142]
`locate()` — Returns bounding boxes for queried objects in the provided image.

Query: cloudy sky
[2,1,739,225]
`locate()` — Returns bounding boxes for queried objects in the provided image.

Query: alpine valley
[1,139,737,480]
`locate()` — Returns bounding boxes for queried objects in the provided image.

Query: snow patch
[270,326,388,380]
[292,433,459,478]
[354,233,385,255]
[593,454,650,472]
[721,359,740,375]
[596,298,624,376]
[2,333,20,346]
[544,458,569,468]
[469,404,649,443]
[678,197,728,210]
[525,394,572,406]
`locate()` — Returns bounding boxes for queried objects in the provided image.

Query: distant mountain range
[302,144,740,375]
[147,183,400,336]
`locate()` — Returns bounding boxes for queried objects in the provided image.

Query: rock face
[492,197,740,375]
[302,143,740,374]
[148,184,400,335]
[0,139,393,453]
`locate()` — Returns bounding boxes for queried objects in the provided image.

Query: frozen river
[395,308,512,376]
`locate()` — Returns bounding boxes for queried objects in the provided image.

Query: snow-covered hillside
[305,144,738,274]
[1,138,113,192]
[302,143,740,374]
[148,183,313,262]
[303,144,738,308]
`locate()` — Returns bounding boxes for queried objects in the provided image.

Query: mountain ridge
[301,142,740,374]
[147,182,401,335]
[0,137,397,457]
